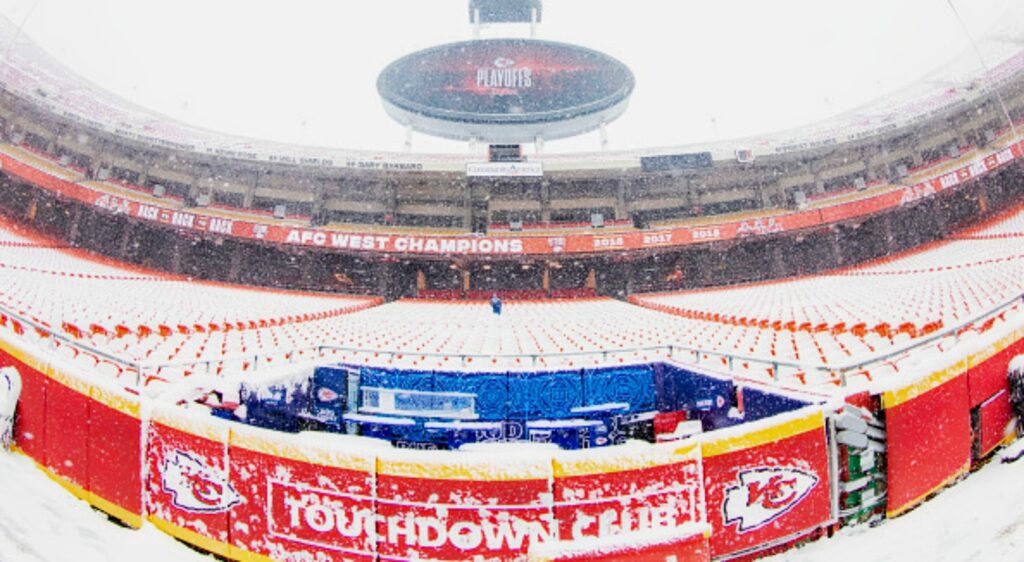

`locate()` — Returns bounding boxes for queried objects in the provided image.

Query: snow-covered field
[0,452,209,562]
[0,445,1021,562]
[766,456,1024,562]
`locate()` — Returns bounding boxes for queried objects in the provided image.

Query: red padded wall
[885,374,971,515]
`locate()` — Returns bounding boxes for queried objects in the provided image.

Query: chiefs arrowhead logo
[317,387,339,402]
[161,451,242,513]
[723,467,818,533]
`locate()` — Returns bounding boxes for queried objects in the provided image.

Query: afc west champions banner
[1,140,1021,258]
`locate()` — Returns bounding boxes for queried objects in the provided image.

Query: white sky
[0,0,1020,154]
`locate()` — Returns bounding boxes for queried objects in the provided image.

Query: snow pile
[765,452,1024,562]
[0,452,209,562]
[0,367,20,449]
[527,521,711,560]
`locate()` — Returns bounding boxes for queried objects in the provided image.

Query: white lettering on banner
[643,232,673,245]
[344,160,425,171]
[286,229,327,246]
[392,237,523,255]
[136,204,159,221]
[252,224,269,240]
[737,218,783,238]
[691,227,721,241]
[466,162,544,177]
[593,237,625,249]
[900,183,937,206]
[722,467,818,533]
[208,218,234,235]
[996,148,1014,166]
[268,480,692,554]
[270,480,554,553]
[170,212,195,229]
[476,57,533,90]
[329,233,389,251]
[969,160,987,178]
[161,451,242,514]
[94,194,131,215]
[939,173,959,190]
[568,505,680,540]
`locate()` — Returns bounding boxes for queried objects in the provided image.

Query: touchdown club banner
[143,424,714,561]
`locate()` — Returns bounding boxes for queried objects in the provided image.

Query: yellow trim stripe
[89,384,141,418]
[231,548,279,562]
[147,516,232,558]
[702,410,824,458]
[86,491,143,529]
[882,359,966,409]
[0,335,140,418]
[886,463,969,518]
[0,335,51,378]
[967,331,1022,368]
[553,441,699,477]
[22,451,142,528]
[45,364,94,396]
[377,457,550,481]
[151,409,229,442]
[228,428,376,472]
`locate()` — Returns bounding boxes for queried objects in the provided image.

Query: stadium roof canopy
[0,0,1021,157]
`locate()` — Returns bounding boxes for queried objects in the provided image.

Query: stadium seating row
[0,207,1021,393]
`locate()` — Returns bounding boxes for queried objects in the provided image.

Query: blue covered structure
[237,361,818,450]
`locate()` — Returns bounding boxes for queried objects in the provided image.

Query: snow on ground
[766,457,1024,562]
[1,444,1023,562]
[0,452,210,562]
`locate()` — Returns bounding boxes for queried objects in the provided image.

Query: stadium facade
[0,9,1022,562]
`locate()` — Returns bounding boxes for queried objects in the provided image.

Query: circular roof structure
[377,39,635,142]
[0,0,1020,161]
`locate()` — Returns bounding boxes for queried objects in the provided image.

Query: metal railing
[0,288,1019,392]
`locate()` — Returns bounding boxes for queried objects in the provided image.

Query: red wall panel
[702,417,832,559]
[885,374,971,515]
[44,378,91,488]
[966,338,1024,406]
[88,398,142,520]
[3,352,47,463]
[978,390,1013,458]
[145,418,232,555]
[228,438,376,561]
[375,470,553,561]
[552,460,703,542]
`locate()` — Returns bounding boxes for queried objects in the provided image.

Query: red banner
[43,374,91,491]
[145,408,234,556]
[701,409,833,559]
[966,334,1024,407]
[2,345,48,463]
[86,385,143,526]
[3,139,1022,257]
[551,442,704,543]
[375,449,555,561]
[883,369,971,517]
[228,426,378,561]
[978,390,1013,458]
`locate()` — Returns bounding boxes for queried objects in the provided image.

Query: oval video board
[377,39,635,142]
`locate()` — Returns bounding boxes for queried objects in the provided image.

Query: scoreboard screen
[377,39,634,141]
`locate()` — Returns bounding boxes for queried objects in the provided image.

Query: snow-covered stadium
[0,1,1023,560]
